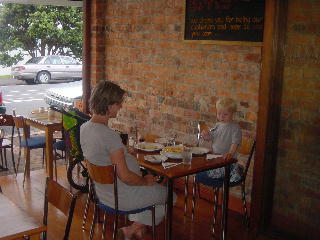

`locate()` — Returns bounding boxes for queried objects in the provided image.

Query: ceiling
[0,0,82,7]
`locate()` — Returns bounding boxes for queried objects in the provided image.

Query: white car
[11,55,82,84]
[44,80,83,107]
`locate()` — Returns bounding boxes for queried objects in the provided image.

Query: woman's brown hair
[89,81,126,115]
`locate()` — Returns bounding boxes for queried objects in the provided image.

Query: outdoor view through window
[0,1,83,176]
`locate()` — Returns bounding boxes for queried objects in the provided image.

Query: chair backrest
[238,137,256,182]
[44,177,79,240]
[0,114,15,127]
[85,160,116,185]
[0,115,15,142]
[0,129,4,146]
[0,129,4,139]
[85,161,118,209]
[12,116,29,146]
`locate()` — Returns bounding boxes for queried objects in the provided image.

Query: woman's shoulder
[81,121,118,135]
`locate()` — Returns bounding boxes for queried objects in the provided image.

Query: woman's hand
[143,175,157,186]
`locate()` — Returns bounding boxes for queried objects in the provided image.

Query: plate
[135,142,164,152]
[154,137,174,145]
[191,147,210,156]
[144,155,168,164]
[161,145,184,159]
[206,154,223,159]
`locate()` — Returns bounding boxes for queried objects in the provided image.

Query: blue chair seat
[20,136,46,149]
[53,140,66,151]
[97,202,153,215]
[195,165,244,188]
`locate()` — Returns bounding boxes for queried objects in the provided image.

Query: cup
[48,109,55,120]
[39,107,45,113]
[182,147,193,165]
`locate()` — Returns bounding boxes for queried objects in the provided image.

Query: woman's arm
[110,148,157,186]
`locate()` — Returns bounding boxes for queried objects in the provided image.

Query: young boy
[201,97,242,182]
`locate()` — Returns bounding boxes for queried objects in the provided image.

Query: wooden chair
[13,115,46,185]
[190,137,256,237]
[85,160,156,240]
[0,114,17,174]
[43,177,80,240]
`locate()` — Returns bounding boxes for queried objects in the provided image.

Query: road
[1,78,54,115]
[0,78,76,116]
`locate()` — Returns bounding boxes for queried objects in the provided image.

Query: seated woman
[80,81,176,240]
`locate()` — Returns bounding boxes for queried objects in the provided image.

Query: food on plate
[139,144,158,151]
[135,142,164,152]
[163,146,183,153]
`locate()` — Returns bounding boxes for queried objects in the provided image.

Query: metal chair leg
[241,182,250,227]
[82,186,92,230]
[101,212,107,239]
[3,149,8,169]
[211,187,219,239]
[152,206,156,240]
[89,203,97,240]
[112,213,119,240]
[191,175,197,220]
[184,176,189,215]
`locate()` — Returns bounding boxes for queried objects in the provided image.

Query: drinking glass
[182,147,193,165]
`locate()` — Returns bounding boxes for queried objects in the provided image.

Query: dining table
[0,193,47,239]
[23,110,62,179]
[136,148,236,240]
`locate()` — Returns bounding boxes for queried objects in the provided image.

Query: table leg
[24,148,31,177]
[24,125,31,178]
[45,129,54,179]
[221,163,231,240]
[165,178,174,240]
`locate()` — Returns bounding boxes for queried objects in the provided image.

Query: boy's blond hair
[216,98,237,113]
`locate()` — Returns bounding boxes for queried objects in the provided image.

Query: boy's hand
[201,130,211,140]
[223,153,233,160]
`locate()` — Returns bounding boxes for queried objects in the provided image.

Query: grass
[0,75,10,79]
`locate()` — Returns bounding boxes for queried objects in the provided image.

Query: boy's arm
[223,143,239,160]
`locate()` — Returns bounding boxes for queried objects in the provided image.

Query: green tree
[0,4,83,67]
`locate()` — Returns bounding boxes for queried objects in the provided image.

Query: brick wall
[272,0,320,238]
[89,0,261,200]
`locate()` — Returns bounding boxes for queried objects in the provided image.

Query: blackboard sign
[184,0,265,44]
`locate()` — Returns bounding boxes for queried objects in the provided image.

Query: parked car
[11,55,82,84]
[44,80,83,107]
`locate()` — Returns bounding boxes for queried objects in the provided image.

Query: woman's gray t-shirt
[80,121,143,209]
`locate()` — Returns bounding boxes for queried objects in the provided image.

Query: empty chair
[85,160,156,240]
[190,137,256,236]
[13,115,46,184]
[43,177,80,240]
[0,114,17,174]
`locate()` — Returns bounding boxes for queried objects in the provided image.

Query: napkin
[206,154,223,160]
[162,162,183,169]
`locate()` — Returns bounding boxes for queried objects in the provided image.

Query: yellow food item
[163,146,183,153]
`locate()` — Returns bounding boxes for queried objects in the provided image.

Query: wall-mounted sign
[184,0,265,45]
